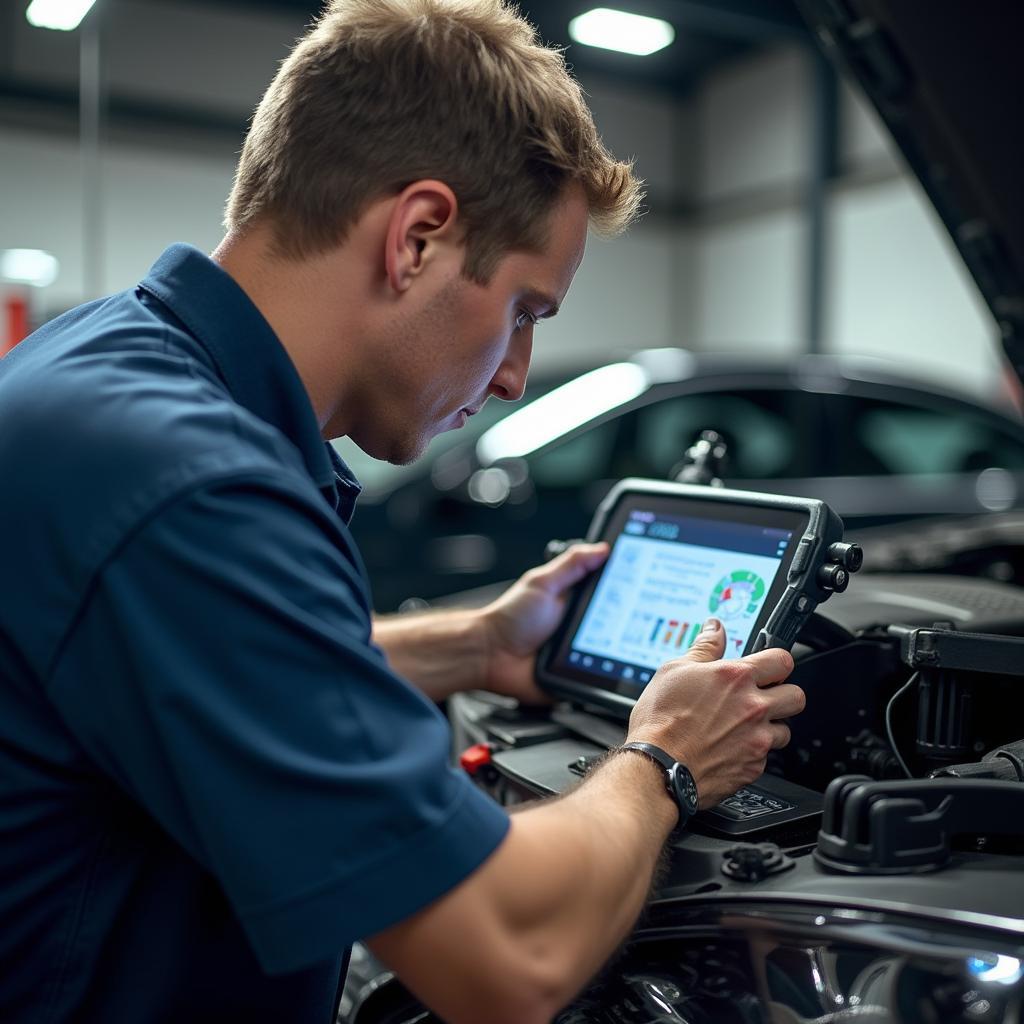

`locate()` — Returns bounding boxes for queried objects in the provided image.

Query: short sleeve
[46,472,510,974]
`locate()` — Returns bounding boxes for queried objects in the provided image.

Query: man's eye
[515,309,538,331]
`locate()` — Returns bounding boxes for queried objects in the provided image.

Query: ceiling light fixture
[568,7,675,57]
[1,249,60,288]
[25,0,97,31]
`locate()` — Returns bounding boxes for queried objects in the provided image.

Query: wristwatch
[620,741,700,832]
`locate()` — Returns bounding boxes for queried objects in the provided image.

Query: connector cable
[885,671,919,779]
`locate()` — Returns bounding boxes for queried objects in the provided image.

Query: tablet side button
[788,537,813,578]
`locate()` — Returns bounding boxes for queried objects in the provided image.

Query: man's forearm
[372,608,487,700]
[369,749,678,1024]
[496,750,678,992]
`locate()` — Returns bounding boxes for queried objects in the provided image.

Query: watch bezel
[667,761,700,818]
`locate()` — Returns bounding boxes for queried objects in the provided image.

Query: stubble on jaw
[366,275,471,467]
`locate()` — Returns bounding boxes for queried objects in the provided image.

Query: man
[0,1,803,1022]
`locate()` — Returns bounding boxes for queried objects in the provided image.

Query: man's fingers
[745,647,796,686]
[763,682,806,720]
[768,721,792,750]
[680,618,726,663]
[534,542,609,593]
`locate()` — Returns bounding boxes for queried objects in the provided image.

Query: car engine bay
[341,564,1024,1024]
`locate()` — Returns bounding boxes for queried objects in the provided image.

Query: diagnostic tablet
[537,479,854,717]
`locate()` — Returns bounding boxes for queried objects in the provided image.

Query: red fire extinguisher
[2,291,30,356]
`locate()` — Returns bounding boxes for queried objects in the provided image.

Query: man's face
[358,187,590,465]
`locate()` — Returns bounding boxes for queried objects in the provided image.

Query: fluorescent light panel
[568,8,675,56]
[1,249,60,287]
[26,0,97,31]
[476,362,648,464]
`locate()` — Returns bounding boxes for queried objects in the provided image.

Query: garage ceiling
[0,0,811,146]
[193,0,810,91]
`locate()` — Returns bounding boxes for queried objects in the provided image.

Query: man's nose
[488,327,533,402]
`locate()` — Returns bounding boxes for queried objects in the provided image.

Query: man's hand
[372,543,608,703]
[625,618,803,807]
[479,542,609,703]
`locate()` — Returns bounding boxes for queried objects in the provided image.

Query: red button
[459,743,493,776]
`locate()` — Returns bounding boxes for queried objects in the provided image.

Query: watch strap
[620,741,698,831]
[621,741,676,774]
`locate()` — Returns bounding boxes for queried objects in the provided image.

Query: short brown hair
[225,0,642,280]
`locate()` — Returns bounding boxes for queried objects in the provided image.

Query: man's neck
[211,226,364,438]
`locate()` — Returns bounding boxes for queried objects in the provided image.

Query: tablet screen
[547,493,807,703]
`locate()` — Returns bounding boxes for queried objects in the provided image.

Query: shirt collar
[138,244,361,520]
[327,444,363,524]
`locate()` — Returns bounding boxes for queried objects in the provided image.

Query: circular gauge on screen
[709,570,766,619]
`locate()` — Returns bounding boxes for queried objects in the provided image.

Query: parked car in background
[345,347,1024,611]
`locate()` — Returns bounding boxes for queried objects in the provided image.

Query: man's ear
[384,180,460,293]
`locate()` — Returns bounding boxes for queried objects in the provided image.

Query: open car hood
[796,0,1024,385]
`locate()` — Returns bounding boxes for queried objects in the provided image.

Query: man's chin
[388,449,423,467]
[383,431,435,467]
[371,416,461,466]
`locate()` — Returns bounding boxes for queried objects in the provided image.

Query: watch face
[669,764,700,815]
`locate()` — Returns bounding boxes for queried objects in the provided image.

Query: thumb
[682,618,726,662]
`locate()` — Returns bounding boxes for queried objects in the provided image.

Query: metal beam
[805,49,838,354]
[627,0,812,42]
[80,12,104,299]
[0,75,247,146]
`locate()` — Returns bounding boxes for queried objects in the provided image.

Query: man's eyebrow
[524,289,560,319]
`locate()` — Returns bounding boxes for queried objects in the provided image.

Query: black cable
[885,671,919,779]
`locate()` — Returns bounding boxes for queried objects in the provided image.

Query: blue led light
[966,955,1023,985]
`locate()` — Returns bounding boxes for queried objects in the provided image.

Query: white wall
[585,79,684,203]
[694,208,807,355]
[0,129,234,314]
[538,77,689,368]
[825,80,998,395]
[680,43,1002,400]
[696,46,810,205]
[538,223,683,371]
[825,174,998,393]
[687,47,810,354]
[838,76,901,175]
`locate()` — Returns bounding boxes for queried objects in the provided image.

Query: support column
[80,10,104,300]
[805,50,838,354]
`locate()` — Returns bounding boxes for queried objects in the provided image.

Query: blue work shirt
[0,244,510,1023]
